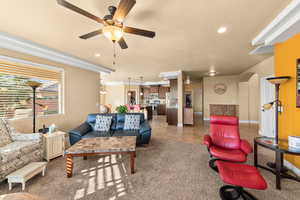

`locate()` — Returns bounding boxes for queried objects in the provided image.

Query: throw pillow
[94,115,113,132]
[0,119,13,147]
[124,115,140,130]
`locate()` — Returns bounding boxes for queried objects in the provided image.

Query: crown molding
[159,71,182,79]
[0,31,114,73]
[0,54,64,72]
[252,0,300,46]
[249,45,273,55]
[103,80,170,86]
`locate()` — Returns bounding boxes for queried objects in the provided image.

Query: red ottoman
[216,160,267,200]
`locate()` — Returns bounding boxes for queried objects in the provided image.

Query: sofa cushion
[0,141,40,163]
[0,119,12,147]
[82,131,111,138]
[124,114,141,130]
[113,130,139,137]
[94,115,113,131]
[87,113,117,130]
[116,113,145,127]
[116,121,124,130]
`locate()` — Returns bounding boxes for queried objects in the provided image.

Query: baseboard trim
[194,112,203,115]
[203,118,259,124]
[177,123,183,127]
[284,160,300,177]
[239,120,259,124]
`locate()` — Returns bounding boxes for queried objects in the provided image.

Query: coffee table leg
[66,155,73,178]
[130,152,135,174]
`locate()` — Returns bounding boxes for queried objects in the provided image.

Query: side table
[43,131,66,161]
[254,136,300,190]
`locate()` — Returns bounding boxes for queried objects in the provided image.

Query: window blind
[0,62,62,119]
[0,62,61,82]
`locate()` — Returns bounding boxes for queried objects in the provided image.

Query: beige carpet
[0,118,300,199]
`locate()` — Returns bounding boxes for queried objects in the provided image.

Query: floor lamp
[263,76,290,170]
[27,81,42,133]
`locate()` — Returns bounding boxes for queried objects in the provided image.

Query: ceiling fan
[57,0,156,49]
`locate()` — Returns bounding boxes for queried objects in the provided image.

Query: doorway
[260,76,276,137]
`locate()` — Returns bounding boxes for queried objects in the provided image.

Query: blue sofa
[69,113,151,145]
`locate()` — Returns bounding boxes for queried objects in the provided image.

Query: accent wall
[275,32,300,169]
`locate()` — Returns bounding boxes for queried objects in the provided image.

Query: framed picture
[296,59,300,107]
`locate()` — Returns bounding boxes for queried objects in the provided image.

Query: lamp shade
[27,81,42,88]
[266,76,290,85]
[263,102,274,111]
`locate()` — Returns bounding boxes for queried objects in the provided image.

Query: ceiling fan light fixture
[103,25,123,42]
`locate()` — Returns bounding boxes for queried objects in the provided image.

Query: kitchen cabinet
[150,86,159,93]
[157,104,166,115]
[158,87,170,99]
[184,108,194,125]
[167,108,178,125]
[143,87,150,97]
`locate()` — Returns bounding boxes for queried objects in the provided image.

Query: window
[0,62,63,119]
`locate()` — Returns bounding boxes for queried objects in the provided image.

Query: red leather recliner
[203,115,252,170]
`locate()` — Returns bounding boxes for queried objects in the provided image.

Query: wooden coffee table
[65,136,136,177]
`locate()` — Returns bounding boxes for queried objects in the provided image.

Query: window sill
[9,113,65,121]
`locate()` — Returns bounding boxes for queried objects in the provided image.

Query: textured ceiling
[0,0,291,82]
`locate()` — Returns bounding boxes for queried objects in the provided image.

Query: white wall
[104,85,125,111]
[238,74,260,122]
[238,56,274,126]
[203,75,239,119]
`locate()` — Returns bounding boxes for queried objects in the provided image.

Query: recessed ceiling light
[207,70,217,77]
[95,53,101,57]
[218,27,227,34]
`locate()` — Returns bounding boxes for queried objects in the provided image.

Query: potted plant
[116,105,128,113]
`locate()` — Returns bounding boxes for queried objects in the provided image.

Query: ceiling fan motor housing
[108,6,117,15]
[104,6,117,25]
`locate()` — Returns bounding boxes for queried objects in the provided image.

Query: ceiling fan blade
[123,26,155,38]
[113,0,136,22]
[57,0,104,24]
[118,37,128,49]
[79,29,103,39]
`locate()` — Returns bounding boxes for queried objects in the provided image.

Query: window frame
[0,57,65,120]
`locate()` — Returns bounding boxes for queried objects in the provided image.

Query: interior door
[260,76,275,137]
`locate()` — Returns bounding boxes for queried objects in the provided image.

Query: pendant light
[128,77,131,96]
[140,76,144,96]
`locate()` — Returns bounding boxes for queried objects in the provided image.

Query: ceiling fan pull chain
[113,41,117,65]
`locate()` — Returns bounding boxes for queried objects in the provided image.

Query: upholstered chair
[0,119,43,182]
[203,115,253,170]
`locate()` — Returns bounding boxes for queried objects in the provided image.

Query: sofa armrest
[240,139,253,154]
[139,121,151,134]
[69,122,92,137]
[11,133,41,141]
[203,135,212,148]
